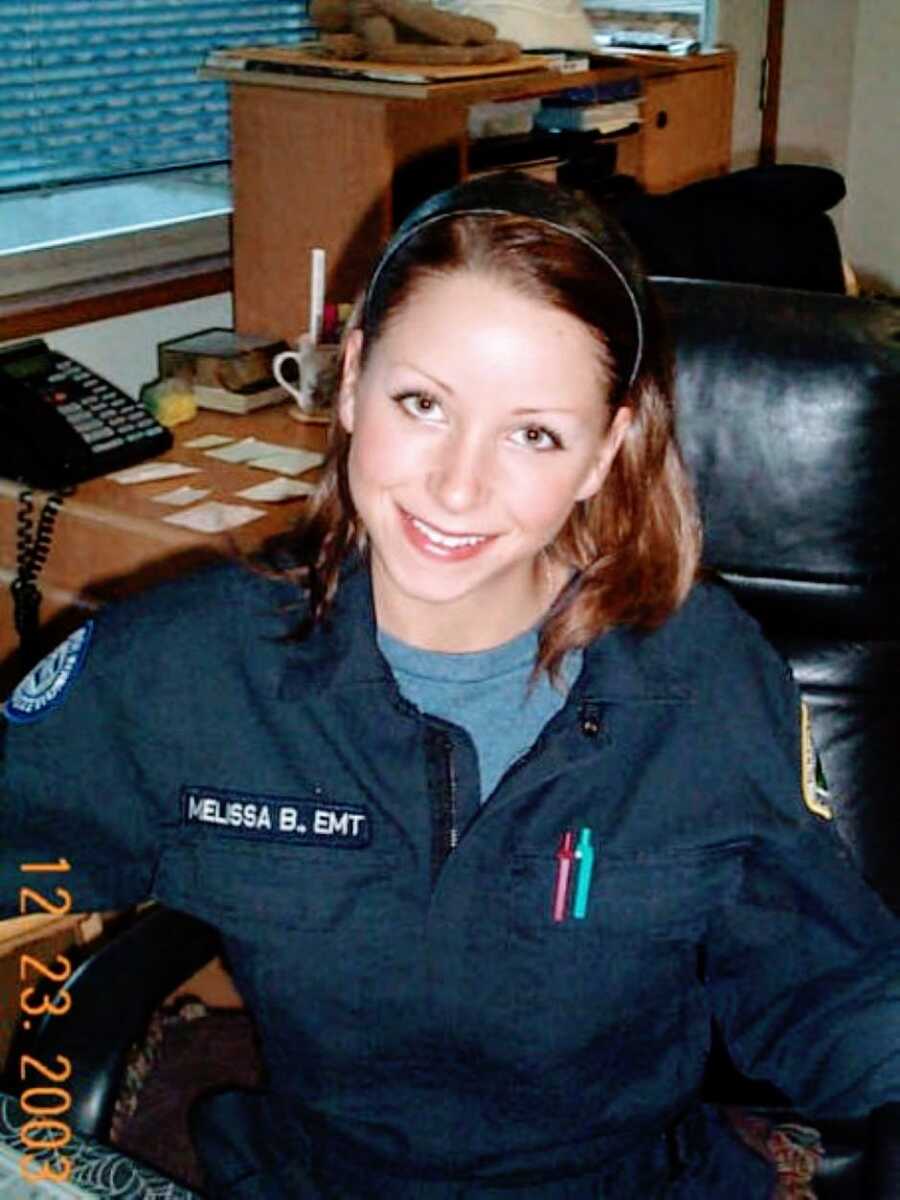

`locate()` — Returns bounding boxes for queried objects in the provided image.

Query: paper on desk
[236,477,317,502]
[182,433,237,449]
[151,485,212,506]
[109,462,200,484]
[162,501,266,532]
[248,448,325,476]
[204,437,283,464]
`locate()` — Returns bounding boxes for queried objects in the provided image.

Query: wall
[777,0,860,176]
[722,0,898,292]
[45,292,233,398]
[843,0,900,293]
[718,0,767,171]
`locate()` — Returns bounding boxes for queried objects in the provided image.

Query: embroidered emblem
[800,701,833,821]
[3,623,94,724]
[181,786,371,847]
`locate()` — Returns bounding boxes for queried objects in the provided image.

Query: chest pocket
[512,851,730,937]
[504,849,743,1086]
[157,840,398,933]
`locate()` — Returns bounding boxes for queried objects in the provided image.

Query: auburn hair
[275,204,701,683]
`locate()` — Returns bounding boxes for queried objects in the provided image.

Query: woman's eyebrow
[391,362,453,394]
[510,405,581,416]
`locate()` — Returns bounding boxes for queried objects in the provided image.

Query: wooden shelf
[225,51,735,340]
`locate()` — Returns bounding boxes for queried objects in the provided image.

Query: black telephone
[1,339,174,655]
[0,337,173,490]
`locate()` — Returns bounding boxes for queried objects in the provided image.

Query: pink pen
[552,830,576,923]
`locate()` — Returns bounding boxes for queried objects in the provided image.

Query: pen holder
[273,335,340,418]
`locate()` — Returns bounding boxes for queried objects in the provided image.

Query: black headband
[363,171,645,390]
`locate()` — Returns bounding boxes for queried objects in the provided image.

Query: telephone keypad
[56,374,162,452]
[0,337,173,488]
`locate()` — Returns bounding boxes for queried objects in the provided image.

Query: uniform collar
[278,554,394,700]
[577,624,692,705]
[277,555,691,705]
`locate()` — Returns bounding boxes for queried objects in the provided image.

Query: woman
[3,173,899,1198]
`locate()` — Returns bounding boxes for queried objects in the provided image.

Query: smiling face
[339,269,631,651]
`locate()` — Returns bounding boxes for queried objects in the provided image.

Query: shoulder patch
[3,623,94,724]
[800,701,834,821]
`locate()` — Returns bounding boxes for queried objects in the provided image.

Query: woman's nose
[427,433,489,514]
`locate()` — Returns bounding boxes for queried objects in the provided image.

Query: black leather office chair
[560,164,850,295]
[661,276,900,1197]
[4,278,900,1197]
[664,278,900,914]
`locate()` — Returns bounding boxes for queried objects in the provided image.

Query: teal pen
[572,827,595,920]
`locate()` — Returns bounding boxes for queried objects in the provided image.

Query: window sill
[0,167,233,341]
[0,255,233,342]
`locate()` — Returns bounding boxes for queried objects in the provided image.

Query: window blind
[0,1,313,193]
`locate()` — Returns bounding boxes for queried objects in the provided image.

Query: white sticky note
[162,501,266,533]
[182,434,237,449]
[204,437,283,464]
[151,485,213,507]
[109,462,200,484]
[247,448,325,477]
[236,477,317,502]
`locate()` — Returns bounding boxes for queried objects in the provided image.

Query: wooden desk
[218,51,735,340]
[0,405,325,691]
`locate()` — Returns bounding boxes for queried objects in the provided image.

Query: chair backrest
[655,278,900,909]
[615,167,848,293]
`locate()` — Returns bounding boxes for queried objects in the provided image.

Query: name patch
[181,786,371,848]
[4,622,94,724]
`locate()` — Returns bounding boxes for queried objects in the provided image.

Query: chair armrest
[815,1106,900,1199]
[866,1104,900,1199]
[729,1108,900,1200]
[3,905,220,1140]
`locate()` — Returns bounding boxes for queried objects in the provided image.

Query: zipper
[429,726,555,888]
[446,735,458,853]
[426,727,458,885]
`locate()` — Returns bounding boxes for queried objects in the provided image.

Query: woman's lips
[398,507,496,561]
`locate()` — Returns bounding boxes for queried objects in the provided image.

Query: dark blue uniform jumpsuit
[3,558,900,1197]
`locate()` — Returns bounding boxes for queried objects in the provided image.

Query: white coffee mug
[273,334,340,414]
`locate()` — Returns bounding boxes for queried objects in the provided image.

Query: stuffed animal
[310,0,520,64]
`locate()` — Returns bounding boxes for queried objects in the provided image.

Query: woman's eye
[510,425,562,451]
[395,392,443,421]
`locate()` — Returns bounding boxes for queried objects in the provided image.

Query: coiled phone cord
[11,485,73,657]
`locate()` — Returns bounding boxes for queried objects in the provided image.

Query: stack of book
[534,78,642,136]
[595,30,700,56]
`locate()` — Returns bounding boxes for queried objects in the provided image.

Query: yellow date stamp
[16,857,75,1185]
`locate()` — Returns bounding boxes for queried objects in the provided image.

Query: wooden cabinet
[222,52,735,342]
[230,86,467,340]
[640,64,735,192]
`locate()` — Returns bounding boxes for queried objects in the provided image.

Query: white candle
[308,247,326,345]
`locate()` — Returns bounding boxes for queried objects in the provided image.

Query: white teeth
[410,516,487,549]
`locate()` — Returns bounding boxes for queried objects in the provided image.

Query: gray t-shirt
[378,625,582,802]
